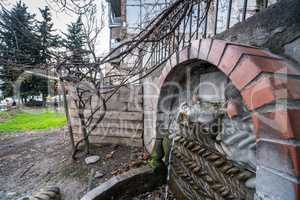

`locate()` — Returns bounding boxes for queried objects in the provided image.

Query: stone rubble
[94,171,105,179]
[85,156,100,165]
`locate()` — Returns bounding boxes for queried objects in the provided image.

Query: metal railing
[103,0,276,83]
[146,0,273,69]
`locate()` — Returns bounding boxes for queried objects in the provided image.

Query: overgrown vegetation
[0,110,66,134]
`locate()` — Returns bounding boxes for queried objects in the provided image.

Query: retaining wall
[69,85,143,147]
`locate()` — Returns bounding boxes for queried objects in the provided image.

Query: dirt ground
[0,129,146,200]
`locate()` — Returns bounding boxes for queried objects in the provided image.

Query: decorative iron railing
[102,0,275,84]
[147,0,274,69]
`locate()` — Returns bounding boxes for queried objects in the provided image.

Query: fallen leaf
[142,152,150,160]
[105,151,115,159]
[111,169,120,175]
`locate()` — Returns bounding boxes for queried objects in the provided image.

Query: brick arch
[145,39,300,199]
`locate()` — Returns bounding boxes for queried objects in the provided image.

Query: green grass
[0,110,67,134]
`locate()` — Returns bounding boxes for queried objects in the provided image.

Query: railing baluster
[189,5,193,43]
[214,0,219,35]
[161,39,164,60]
[168,35,171,57]
[242,0,248,22]
[165,36,168,59]
[226,0,233,30]
[160,38,163,61]
[152,45,154,66]
[155,45,158,64]
[162,37,164,60]
[183,15,187,48]
[264,0,268,8]
[162,39,164,61]
[158,41,161,62]
[203,3,208,38]
[173,31,176,54]
[196,1,201,39]
[176,25,180,50]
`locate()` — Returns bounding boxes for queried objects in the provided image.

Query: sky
[2,0,74,31]
[2,0,110,55]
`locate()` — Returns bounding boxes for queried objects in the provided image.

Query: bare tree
[0,0,212,159]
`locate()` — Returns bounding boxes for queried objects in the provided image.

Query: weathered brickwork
[145,39,300,199]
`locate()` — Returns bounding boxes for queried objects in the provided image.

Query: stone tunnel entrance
[81,38,300,200]
[157,60,256,199]
[143,39,300,200]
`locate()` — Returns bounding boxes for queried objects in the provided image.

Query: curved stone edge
[145,38,300,200]
[81,165,166,200]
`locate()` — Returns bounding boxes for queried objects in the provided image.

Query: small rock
[94,171,105,178]
[40,191,56,198]
[33,194,50,200]
[29,197,39,200]
[85,155,100,164]
[16,197,30,200]
[42,186,60,194]
[245,177,256,188]
[7,192,16,197]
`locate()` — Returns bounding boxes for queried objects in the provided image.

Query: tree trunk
[60,79,75,152]
[78,109,90,154]
[42,94,47,107]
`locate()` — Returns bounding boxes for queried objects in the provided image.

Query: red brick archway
[144,39,300,199]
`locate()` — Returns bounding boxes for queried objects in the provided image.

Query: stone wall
[215,0,300,64]
[69,85,143,147]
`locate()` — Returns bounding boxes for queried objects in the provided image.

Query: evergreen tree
[37,6,60,63]
[63,16,87,64]
[35,6,61,102]
[0,1,39,99]
[0,3,60,103]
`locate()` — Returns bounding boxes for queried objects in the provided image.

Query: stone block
[81,166,165,200]
[218,44,274,75]
[230,55,300,90]
[207,39,227,66]
[106,101,127,111]
[253,109,300,140]
[284,37,300,64]
[89,127,143,138]
[227,101,240,118]
[127,102,143,112]
[198,39,212,60]
[241,76,300,110]
[104,111,143,121]
[257,140,300,177]
[89,135,142,147]
[256,166,300,200]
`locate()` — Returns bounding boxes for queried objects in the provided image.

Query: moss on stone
[162,136,171,161]
[149,155,160,169]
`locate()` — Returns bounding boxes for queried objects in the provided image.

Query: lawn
[0,110,67,134]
